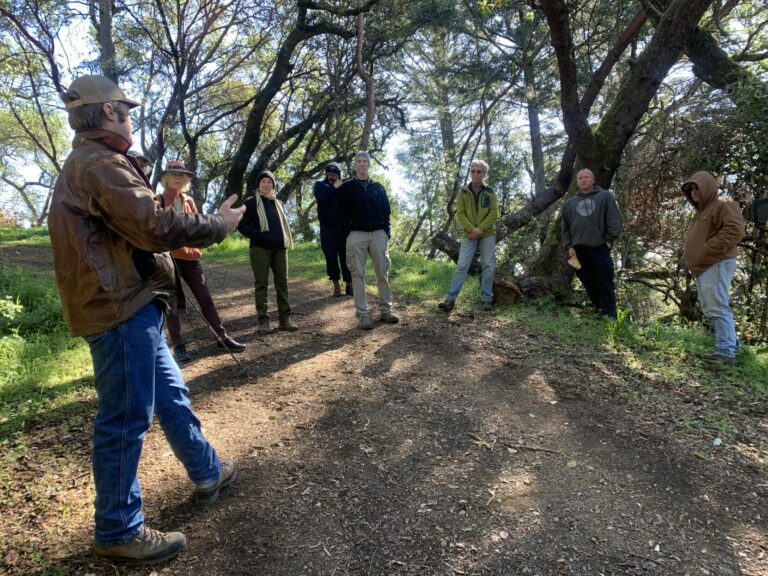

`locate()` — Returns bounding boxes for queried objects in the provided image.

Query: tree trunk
[356,13,375,151]
[512,0,712,298]
[91,0,118,82]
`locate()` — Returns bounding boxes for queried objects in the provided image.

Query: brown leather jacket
[49,129,228,337]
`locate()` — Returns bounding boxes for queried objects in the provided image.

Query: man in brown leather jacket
[49,75,245,565]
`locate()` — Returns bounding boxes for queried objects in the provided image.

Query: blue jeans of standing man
[446,234,496,303]
[696,257,738,357]
[85,302,222,545]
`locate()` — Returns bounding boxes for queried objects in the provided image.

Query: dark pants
[574,244,617,319]
[249,246,291,322]
[166,259,226,346]
[320,224,351,282]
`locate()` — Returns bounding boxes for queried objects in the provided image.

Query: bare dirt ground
[2,243,767,576]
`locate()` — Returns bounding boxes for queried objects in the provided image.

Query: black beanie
[256,170,276,187]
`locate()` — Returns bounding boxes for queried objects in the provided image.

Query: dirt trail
[2,244,767,575]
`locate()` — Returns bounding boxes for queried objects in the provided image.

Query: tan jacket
[683,171,744,277]
[49,129,227,337]
[160,189,203,261]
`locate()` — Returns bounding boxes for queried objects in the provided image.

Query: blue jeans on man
[696,257,738,357]
[446,234,496,302]
[85,302,222,545]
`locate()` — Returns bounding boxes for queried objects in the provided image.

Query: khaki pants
[346,230,393,319]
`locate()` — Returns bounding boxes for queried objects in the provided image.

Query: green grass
[0,226,52,244]
[0,235,94,441]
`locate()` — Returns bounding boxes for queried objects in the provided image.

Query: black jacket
[336,178,391,237]
[238,195,286,250]
[313,179,340,225]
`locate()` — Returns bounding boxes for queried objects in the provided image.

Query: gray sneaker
[94,525,186,565]
[358,316,374,330]
[195,458,237,505]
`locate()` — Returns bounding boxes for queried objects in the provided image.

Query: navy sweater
[238,195,285,250]
[313,179,340,225]
[336,178,391,237]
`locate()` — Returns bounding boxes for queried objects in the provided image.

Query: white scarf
[256,191,294,249]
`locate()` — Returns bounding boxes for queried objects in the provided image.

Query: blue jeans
[85,302,221,545]
[446,235,496,302]
[696,258,738,357]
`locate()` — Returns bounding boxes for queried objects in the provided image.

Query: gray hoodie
[562,186,623,248]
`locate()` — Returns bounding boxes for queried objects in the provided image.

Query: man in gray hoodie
[562,168,623,319]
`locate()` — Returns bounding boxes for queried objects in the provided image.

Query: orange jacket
[160,189,203,261]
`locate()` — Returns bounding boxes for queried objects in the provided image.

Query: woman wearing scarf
[238,171,297,334]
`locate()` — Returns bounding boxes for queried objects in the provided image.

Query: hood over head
[682,171,719,210]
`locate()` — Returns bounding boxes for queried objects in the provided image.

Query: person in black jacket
[337,151,399,330]
[313,162,352,297]
[238,171,298,334]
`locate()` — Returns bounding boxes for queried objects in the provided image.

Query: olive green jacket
[455,184,498,238]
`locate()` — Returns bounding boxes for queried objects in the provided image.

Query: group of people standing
[46,74,746,568]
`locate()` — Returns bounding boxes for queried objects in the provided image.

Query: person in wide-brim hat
[158,159,247,361]
[160,160,196,177]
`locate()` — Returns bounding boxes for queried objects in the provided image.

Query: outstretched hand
[218,194,246,232]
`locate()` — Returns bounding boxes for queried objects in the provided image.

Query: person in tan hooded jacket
[682,171,745,364]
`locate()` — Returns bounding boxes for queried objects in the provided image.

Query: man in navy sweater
[313,162,352,297]
[337,151,399,330]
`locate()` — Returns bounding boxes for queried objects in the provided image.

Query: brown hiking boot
[332,280,342,297]
[195,458,237,505]
[379,312,399,324]
[701,352,736,365]
[94,525,186,565]
[437,300,455,312]
[257,320,275,335]
[358,316,374,330]
[279,318,299,331]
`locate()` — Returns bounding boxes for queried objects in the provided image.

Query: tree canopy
[2,0,768,336]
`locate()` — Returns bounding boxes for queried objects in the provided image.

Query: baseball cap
[60,75,141,110]
[325,162,341,175]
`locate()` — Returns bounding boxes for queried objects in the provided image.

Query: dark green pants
[249,246,291,322]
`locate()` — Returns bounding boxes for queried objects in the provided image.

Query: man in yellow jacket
[439,159,499,312]
[682,171,745,365]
